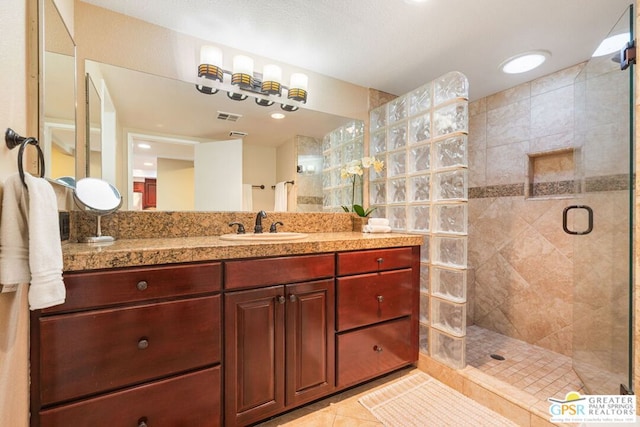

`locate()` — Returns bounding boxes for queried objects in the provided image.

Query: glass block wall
[322,121,366,211]
[369,71,469,369]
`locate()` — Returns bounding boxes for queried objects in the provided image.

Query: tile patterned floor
[466,325,585,405]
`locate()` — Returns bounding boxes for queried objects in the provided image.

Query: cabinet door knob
[289,294,297,302]
[277,295,286,304]
[376,295,384,303]
[136,280,148,291]
[373,345,383,353]
[138,417,148,427]
[376,257,384,265]
[137,338,149,350]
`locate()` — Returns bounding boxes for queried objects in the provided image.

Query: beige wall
[243,144,277,211]
[156,158,195,211]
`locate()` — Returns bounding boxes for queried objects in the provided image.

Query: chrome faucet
[254,210,267,233]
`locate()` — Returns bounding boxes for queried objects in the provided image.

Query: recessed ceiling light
[592,33,630,57]
[138,143,151,149]
[271,113,285,120]
[500,50,550,74]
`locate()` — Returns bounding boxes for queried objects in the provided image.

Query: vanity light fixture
[138,143,151,149]
[500,50,550,74]
[196,45,309,111]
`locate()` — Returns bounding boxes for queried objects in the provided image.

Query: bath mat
[358,372,517,426]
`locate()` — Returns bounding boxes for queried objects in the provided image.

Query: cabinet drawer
[40,366,221,427]
[39,295,220,405]
[225,254,334,290]
[46,262,221,313]
[337,269,413,331]
[337,247,413,276]
[337,317,414,388]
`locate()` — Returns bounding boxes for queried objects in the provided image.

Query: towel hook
[5,128,45,187]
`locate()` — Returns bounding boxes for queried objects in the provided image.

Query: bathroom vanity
[29,232,422,427]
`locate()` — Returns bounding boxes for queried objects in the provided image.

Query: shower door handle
[562,205,593,235]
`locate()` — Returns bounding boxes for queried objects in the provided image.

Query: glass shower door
[570,5,634,395]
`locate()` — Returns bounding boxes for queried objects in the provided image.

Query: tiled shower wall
[467,62,630,357]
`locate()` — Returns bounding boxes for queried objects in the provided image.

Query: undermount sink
[219,232,308,242]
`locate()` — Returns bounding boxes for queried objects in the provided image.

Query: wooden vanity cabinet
[335,247,420,389]
[224,254,335,427]
[31,262,223,427]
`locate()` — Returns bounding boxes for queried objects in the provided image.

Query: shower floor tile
[466,325,585,408]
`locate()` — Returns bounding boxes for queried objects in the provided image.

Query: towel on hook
[274,181,287,212]
[0,173,65,310]
[242,184,253,211]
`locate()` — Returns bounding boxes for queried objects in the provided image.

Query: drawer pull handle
[373,345,383,353]
[376,295,384,303]
[376,257,384,265]
[138,417,148,427]
[136,280,148,291]
[289,294,297,302]
[277,295,286,304]
[137,338,149,350]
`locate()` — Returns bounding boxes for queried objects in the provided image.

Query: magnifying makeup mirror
[73,177,123,243]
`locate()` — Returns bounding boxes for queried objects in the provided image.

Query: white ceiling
[79,0,633,100]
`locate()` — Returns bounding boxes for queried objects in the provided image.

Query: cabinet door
[285,279,335,407]
[224,286,285,427]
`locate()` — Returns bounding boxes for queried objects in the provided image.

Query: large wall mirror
[83,59,361,212]
[42,0,76,180]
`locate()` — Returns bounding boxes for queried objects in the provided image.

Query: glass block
[323,190,332,208]
[388,178,406,203]
[409,205,430,232]
[434,102,468,137]
[331,168,342,187]
[434,169,467,201]
[389,206,407,230]
[430,328,465,369]
[322,170,332,188]
[323,151,331,170]
[419,322,429,354]
[388,122,408,150]
[419,292,429,324]
[370,181,387,205]
[420,236,429,263]
[388,95,407,123]
[434,203,467,234]
[434,71,469,106]
[420,263,429,293]
[342,142,356,163]
[433,236,467,268]
[331,147,343,166]
[322,135,331,152]
[432,267,467,303]
[431,298,466,337]
[410,82,432,115]
[409,113,431,144]
[409,174,430,202]
[354,121,365,138]
[409,144,430,173]
[343,121,356,141]
[370,105,387,131]
[370,130,387,155]
[388,151,406,177]
[435,135,468,169]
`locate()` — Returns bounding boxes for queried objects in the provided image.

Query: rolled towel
[368,218,389,226]
[364,225,392,233]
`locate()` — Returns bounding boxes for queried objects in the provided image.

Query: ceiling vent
[229,131,248,137]
[216,111,242,122]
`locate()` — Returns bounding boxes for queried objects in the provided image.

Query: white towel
[363,224,392,233]
[0,173,65,310]
[274,181,287,212]
[242,184,253,211]
[368,217,390,226]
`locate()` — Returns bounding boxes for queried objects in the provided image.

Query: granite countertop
[62,232,425,272]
